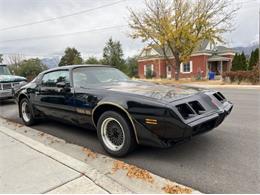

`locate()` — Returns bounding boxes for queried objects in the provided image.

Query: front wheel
[97,111,136,157]
[19,98,35,126]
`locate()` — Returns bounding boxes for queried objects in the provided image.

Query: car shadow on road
[0,99,16,106]
[32,117,219,163]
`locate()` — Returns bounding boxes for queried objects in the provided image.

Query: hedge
[222,66,260,85]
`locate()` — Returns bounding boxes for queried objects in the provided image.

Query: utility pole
[257,7,260,81]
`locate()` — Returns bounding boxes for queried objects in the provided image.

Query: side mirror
[56,82,71,92]
[56,82,66,88]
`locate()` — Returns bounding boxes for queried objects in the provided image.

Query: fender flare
[91,101,139,144]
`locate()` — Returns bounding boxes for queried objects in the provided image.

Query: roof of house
[208,55,231,62]
[138,41,235,60]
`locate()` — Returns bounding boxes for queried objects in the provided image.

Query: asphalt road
[0,88,259,193]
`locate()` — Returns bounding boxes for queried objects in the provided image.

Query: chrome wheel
[101,117,125,151]
[21,101,31,122]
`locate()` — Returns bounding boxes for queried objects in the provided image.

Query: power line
[235,0,259,5]
[0,0,129,32]
[0,25,128,43]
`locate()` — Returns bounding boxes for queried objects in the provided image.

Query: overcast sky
[0,0,259,60]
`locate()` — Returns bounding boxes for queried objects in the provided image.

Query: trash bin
[208,71,215,80]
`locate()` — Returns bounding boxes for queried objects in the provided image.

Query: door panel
[34,70,76,122]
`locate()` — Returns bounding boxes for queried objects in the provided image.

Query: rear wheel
[97,111,136,157]
[19,98,35,126]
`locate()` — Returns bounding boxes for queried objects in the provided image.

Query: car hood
[0,75,27,83]
[99,81,207,102]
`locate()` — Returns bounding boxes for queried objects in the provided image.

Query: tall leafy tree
[248,48,259,70]
[102,38,127,73]
[0,54,3,63]
[129,0,238,80]
[16,58,48,81]
[59,47,83,66]
[85,56,100,64]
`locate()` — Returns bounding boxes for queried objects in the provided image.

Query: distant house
[137,41,235,79]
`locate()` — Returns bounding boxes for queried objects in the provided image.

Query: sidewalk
[183,83,260,89]
[141,78,260,89]
[0,126,132,194]
[0,119,200,194]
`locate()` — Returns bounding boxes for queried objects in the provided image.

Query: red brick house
[137,41,235,79]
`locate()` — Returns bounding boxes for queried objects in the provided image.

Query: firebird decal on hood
[101,81,207,101]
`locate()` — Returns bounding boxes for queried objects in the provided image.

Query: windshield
[73,67,129,88]
[0,66,11,75]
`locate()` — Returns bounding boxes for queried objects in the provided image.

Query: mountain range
[40,57,60,69]
[233,43,258,56]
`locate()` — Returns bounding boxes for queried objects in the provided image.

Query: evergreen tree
[59,47,83,66]
[232,52,247,71]
[102,38,127,73]
[248,48,259,70]
[126,56,138,78]
[231,53,239,71]
[240,52,248,71]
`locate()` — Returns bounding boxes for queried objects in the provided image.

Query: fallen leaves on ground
[112,160,154,183]
[16,124,23,128]
[82,147,97,159]
[162,184,192,194]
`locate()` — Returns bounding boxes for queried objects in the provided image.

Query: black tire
[19,98,35,126]
[97,111,136,157]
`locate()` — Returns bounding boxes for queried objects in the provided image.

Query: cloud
[0,0,258,60]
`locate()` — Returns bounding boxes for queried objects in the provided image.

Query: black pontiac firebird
[15,65,233,156]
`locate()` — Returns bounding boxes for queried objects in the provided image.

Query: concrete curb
[183,84,260,89]
[0,117,201,194]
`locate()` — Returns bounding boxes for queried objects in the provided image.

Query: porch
[207,55,231,79]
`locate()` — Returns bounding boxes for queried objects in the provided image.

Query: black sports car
[15,65,233,156]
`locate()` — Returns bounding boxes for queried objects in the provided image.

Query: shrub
[223,66,260,85]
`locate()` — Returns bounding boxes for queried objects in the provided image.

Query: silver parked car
[0,64,27,100]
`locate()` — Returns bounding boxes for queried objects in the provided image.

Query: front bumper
[185,101,233,137]
[0,89,14,100]
[0,82,27,100]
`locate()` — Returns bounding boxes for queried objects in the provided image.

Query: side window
[72,68,88,88]
[41,71,69,87]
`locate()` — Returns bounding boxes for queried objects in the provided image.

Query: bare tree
[0,54,3,63]
[129,0,238,80]
[6,53,24,66]
[6,54,25,74]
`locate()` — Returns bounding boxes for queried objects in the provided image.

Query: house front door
[166,65,172,79]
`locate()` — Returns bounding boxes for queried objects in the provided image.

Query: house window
[181,61,193,73]
[145,49,151,56]
[183,63,190,72]
[144,64,154,78]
